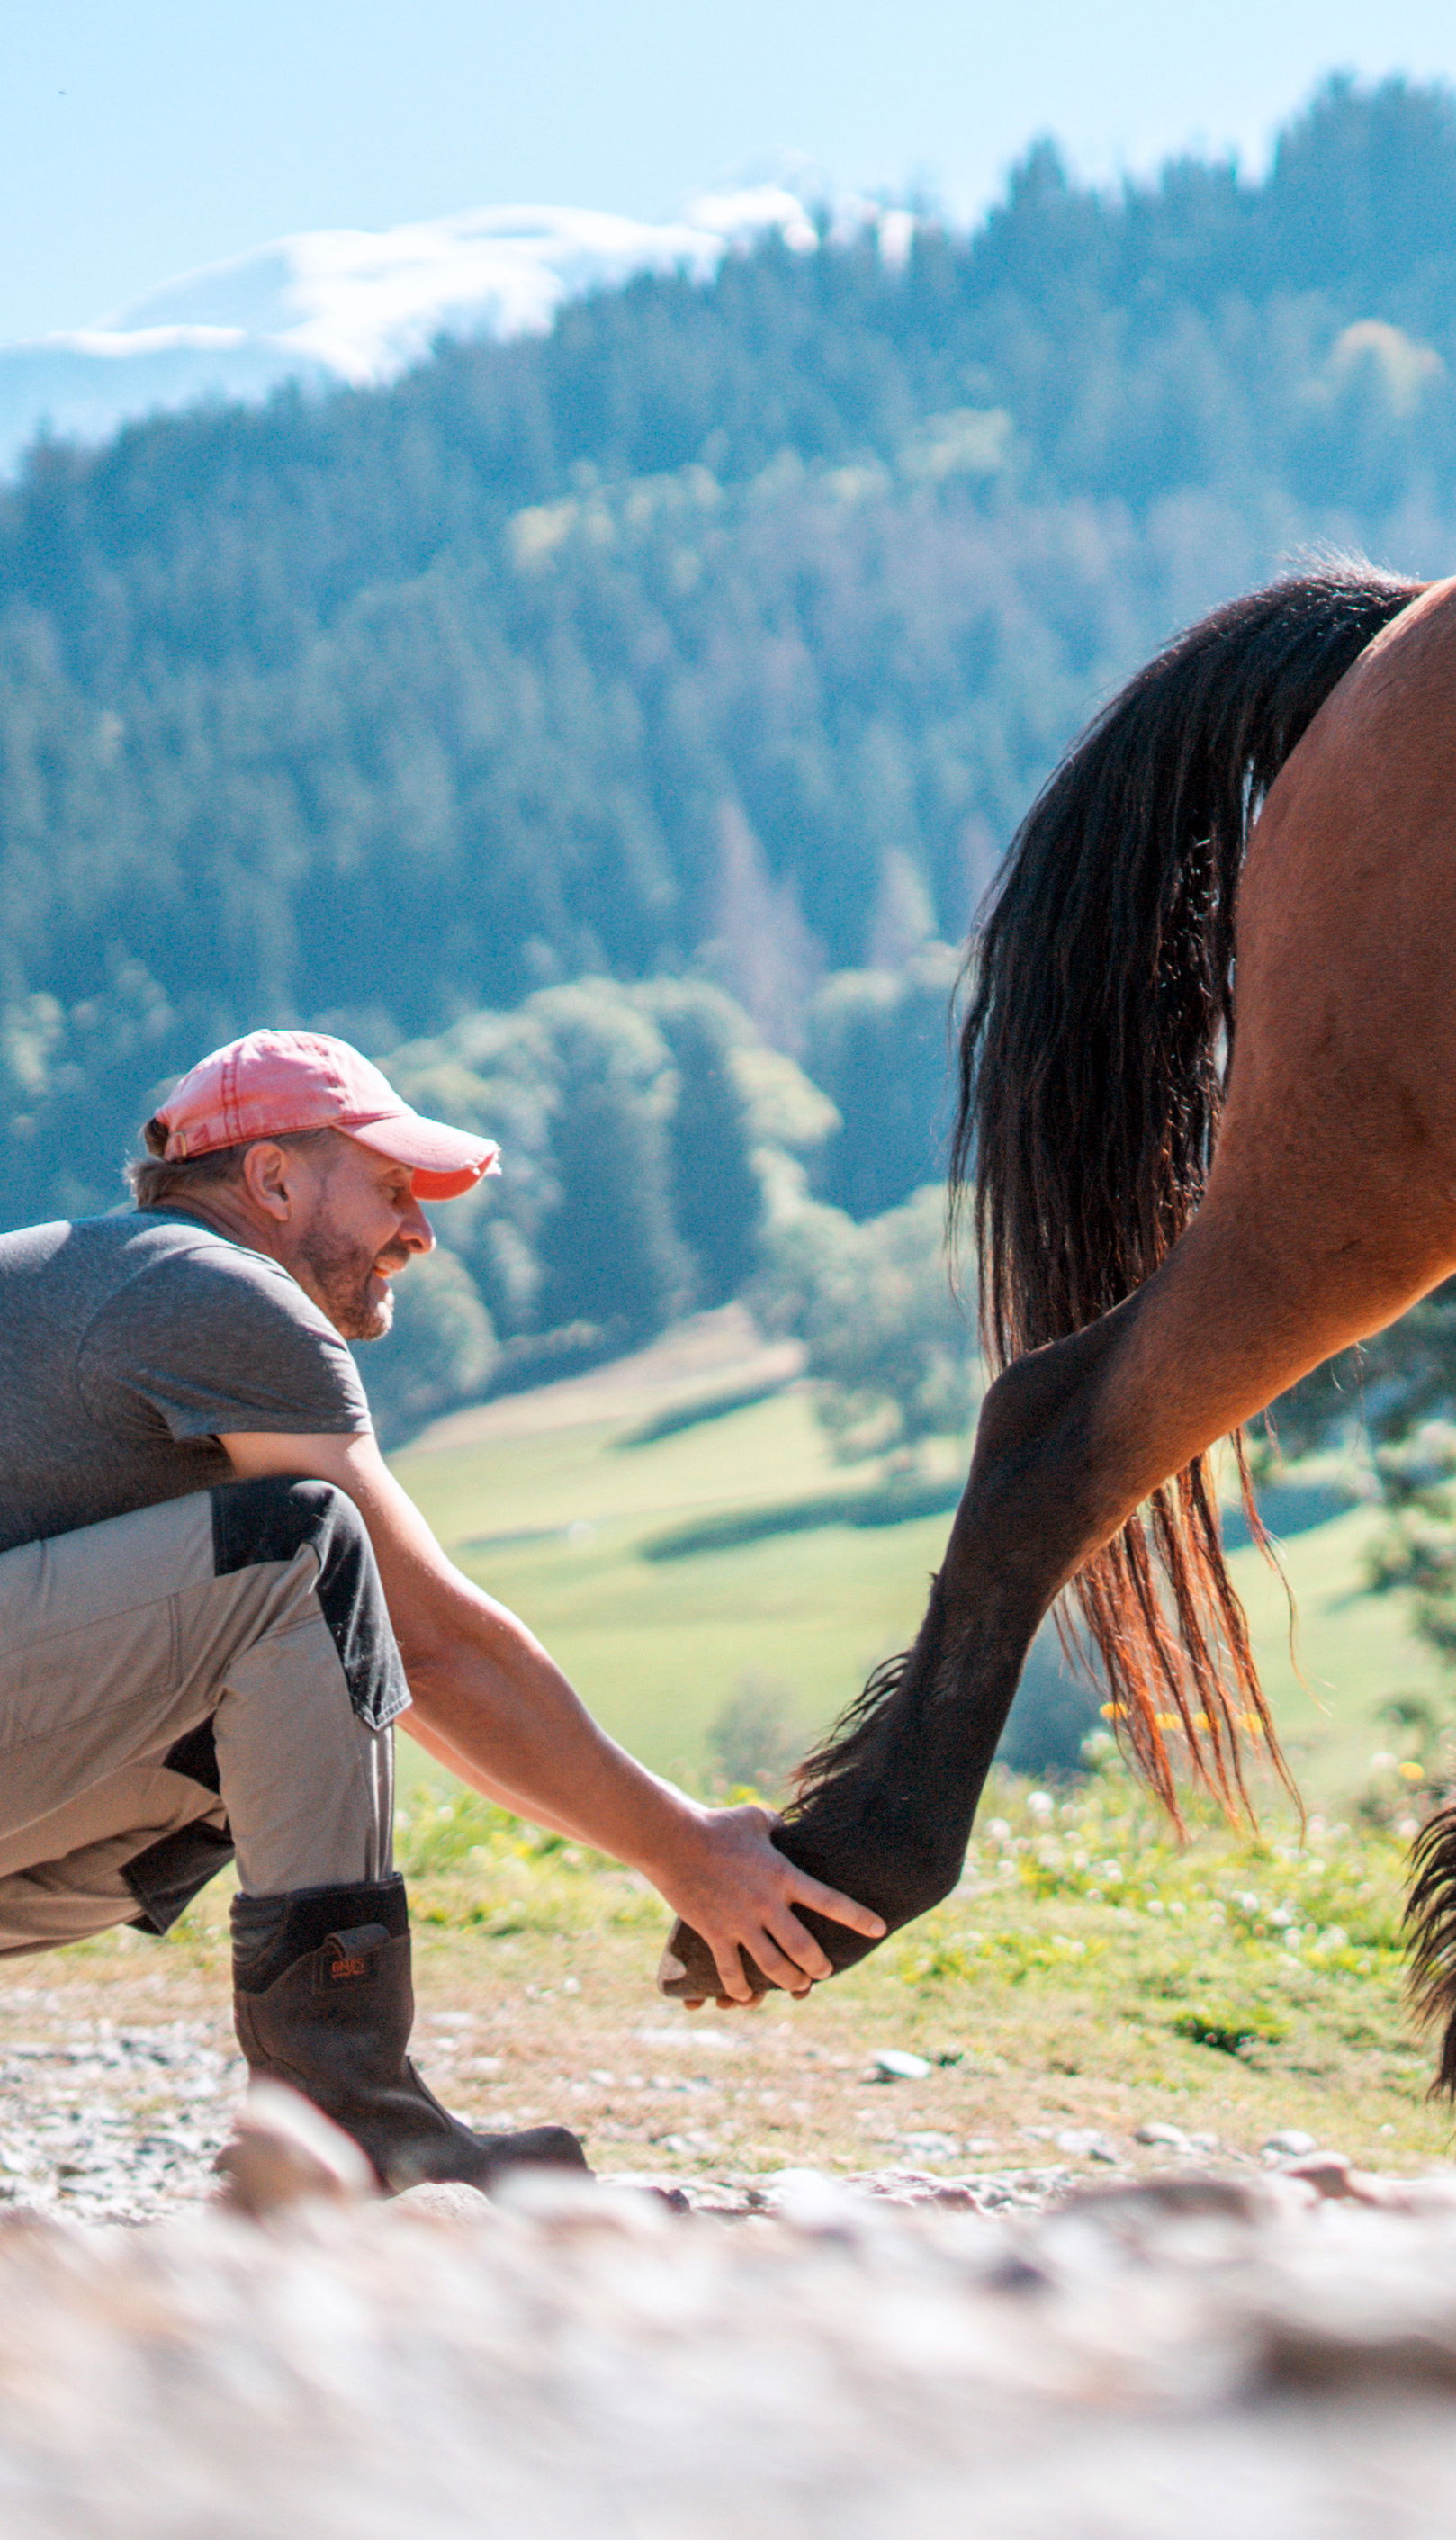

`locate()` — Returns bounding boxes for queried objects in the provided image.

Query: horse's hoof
[656,1918,773,2001]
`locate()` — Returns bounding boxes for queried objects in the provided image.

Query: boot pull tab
[318,1922,392,1987]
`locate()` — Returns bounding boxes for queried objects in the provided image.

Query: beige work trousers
[0,1486,398,1957]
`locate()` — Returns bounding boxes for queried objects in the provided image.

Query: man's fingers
[688,1986,767,2013]
[708,1923,813,2000]
[762,1908,834,1985]
[786,1869,887,1939]
[749,1941,813,1996]
[747,1916,828,1993]
[708,1937,759,2004]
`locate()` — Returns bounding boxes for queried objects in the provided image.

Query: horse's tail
[1404,1807,1456,2095]
[956,562,1423,1815]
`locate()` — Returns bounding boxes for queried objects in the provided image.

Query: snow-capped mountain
[0,187,908,474]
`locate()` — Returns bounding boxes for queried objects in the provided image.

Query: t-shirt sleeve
[76,1245,373,1442]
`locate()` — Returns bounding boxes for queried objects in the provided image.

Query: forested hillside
[2,73,1455,1395]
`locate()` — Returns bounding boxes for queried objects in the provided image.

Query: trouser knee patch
[210,1476,409,1731]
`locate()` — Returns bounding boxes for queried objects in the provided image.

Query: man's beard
[295,1223,402,1341]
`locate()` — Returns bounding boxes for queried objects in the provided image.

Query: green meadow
[392,1338,1443,1811]
[396,1383,946,1786]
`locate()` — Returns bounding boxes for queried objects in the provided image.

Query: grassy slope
[394,1376,1441,1805]
[395,1389,945,1782]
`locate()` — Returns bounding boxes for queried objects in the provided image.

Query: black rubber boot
[231,1874,589,2195]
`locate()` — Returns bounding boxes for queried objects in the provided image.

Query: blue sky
[7,0,1456,340]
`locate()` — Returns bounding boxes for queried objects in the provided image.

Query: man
[0,1029,881,2193]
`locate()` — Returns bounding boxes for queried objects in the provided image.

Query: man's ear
[240,1141,294,1222]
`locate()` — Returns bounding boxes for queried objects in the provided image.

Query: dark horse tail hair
[1405,1807,1456,2095]
[946,561,1424,1818]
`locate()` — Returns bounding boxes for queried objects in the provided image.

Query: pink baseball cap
[156,1030,500,1201]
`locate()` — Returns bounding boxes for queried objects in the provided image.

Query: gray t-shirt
[0,1210,372,1554]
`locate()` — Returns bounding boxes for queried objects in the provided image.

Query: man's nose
[400,1196,435,1254]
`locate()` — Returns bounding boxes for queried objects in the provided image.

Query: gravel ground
[0,1986,1100,2226]
[0,1994,238,2225]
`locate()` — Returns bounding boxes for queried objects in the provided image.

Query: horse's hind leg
[662,585,1456,2000]
[665,1161,1456,2003]
[864,1187,1443,1814]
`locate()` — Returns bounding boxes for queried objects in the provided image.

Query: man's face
[279,1136,435,1340]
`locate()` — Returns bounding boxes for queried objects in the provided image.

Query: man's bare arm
[218,1429,884,2002]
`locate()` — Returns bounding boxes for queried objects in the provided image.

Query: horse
[660,561,1456,2089]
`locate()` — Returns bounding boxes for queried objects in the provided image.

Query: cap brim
[349,1112,501,1202]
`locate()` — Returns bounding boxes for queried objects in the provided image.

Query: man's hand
[644,1799,885,2006]
[219,1429,884,2000]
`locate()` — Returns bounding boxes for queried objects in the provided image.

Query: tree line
[2,75,1456,1256]
[364,959,963,1444]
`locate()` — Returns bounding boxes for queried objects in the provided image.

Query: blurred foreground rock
[4,2126,1456,2536]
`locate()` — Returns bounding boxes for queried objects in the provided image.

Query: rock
[1282,2152,1354,2199]
[1062,2172,1279,2228]
[1135,2121,1191,2148]
[764,2169,867,2232]
[598,2172,692,2214]
[1055,2128,1119,2163]
[840,2168,992,2211]
[899,2131,960,2160]
[1262,2129,1318,2158]
[391,2180,494,2224]
[214,2083,375,2217]
[1279,2152,1416,2210]
[870,2049,933,2082]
